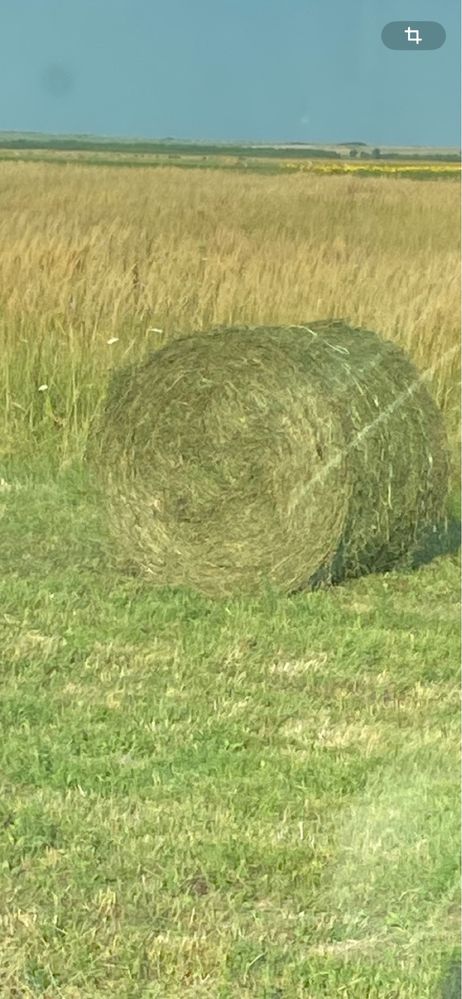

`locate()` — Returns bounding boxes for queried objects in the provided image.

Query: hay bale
[90,320,450,597]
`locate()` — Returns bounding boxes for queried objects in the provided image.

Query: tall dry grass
[0,160,460,469]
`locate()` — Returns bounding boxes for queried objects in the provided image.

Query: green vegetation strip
[0,154,458,180]
[0,463,459,997]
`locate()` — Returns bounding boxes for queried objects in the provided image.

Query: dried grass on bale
[90,320,450,598]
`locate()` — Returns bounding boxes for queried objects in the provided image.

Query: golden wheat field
[1,159,460,472]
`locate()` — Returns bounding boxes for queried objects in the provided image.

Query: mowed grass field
[0,159,460,997]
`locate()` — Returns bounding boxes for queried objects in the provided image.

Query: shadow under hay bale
[407,514,460,569]
[88,320,450,598]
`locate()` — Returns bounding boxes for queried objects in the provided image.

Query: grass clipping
[91,321,450,598]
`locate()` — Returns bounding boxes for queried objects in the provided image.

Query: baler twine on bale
[89,320,450,598]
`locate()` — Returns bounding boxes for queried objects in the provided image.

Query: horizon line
[0,129,460,151]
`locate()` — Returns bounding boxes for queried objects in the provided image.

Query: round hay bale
[90,320,450,598]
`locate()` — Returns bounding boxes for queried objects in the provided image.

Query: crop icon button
[382,21,446,51]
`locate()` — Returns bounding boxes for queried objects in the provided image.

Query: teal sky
[1,0,460,146]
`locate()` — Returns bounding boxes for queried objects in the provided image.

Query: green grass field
[0,459,459,998]
[0,157,460,997]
